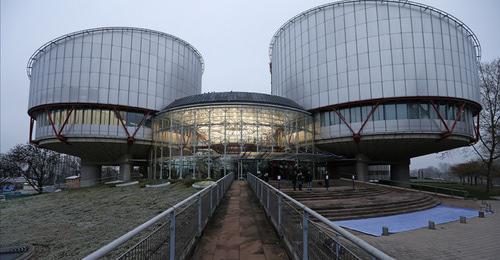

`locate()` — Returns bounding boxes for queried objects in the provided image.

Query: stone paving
[190,181,288,260]
[360,200,500,260]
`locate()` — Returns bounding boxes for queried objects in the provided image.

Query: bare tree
[472,59,500,193]
[450,160,485,185]
[3,144,61,193]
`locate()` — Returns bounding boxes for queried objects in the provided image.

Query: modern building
[27,27,204,186]
[269,0,481,181]
[151,92,314,180]
[27,0,481,186]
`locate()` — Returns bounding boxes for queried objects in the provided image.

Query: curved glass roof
[162,92,306,112]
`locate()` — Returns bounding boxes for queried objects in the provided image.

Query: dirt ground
[0,182,196,259]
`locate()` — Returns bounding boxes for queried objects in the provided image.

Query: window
[373,106,384,121]
[330,111,340,125]
[419,104,430,119]
[384,104,396,120]
[407,103,419,119]
[350,107,361,123]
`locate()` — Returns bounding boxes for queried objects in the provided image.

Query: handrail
[83,173,233,260]
[248,173,394,260]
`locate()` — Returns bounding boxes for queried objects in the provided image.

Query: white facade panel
[28,27,203,112]
[270,0,480,111]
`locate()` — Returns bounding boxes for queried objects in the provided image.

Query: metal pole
[278,194,282,235]
[197,194,202,236]
[266,186,270,214]
[169,210,176,260]
[210,186,213,215]
[303,210,309,260]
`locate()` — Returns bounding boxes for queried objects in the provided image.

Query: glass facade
[270,1,480,110]
[319,102,471,126]
[28,27,203,112]
[151,105,313,179]
[316,101,476,140]
[36,108,151,127]
[34,108,152,140]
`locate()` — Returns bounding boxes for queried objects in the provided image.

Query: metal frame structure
[315,96,481,143]
[269,0,481,62]
[248,173,394,260]
[29,103,156,145]
[152,94,315,180]
[83,173,234,260]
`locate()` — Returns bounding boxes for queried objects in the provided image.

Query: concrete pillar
[391,159,410,182]
[80,163,101,187]
[120,162,132,181]
[119,155,132,181]
[355,154,369,182]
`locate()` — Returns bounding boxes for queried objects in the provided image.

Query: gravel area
[0,182,196,259]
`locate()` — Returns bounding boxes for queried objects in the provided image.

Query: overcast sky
[1,0,499,169]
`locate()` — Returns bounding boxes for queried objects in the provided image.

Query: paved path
[190,181,288,260]
[361,200,500,260]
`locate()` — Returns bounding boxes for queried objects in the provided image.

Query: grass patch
[412,181,500,200]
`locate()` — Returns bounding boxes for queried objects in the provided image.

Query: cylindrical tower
[27,27,204,185]
[269,0,481,180]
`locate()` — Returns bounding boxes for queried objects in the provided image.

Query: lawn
[0,182,196,259]
[411,181,500,200]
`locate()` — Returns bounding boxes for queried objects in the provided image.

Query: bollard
[479,211,485,218]
[382,226,389,236]
[459,216,466,224]
[428,220,435,230]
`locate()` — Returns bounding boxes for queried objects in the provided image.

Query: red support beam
[113,108,132,138]
[57,108,74,136]
[356,103,380,136]
[430,101,450,133]
[130,111,150,139]
[46,109,59,137]
[332,104,379,143]
[449,103,466,134]
[332,108,356,135]
[113,108,153,145]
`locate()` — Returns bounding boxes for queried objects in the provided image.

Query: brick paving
[360,200,500,260]
[190,181,288,260]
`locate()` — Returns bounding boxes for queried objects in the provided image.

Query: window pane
[395,104,406,119]
[419,104,430,119]
[385,104,396,120]
[92,109,101,124]
[407,103,419,119]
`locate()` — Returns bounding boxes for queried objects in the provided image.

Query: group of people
[258,166,331,192]
[290,171,330,191]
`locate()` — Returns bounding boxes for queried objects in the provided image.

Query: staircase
[282,186,440,221]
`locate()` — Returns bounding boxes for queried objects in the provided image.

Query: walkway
[360,200,500,259]
[190,181,288,260]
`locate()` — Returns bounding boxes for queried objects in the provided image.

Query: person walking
[325,171,330,191]
[305,171,312,192]
[297,172,304,191]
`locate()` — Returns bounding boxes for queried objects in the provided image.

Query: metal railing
[84,173,234,260]
[378,180,469,198]
[248,173,394,260]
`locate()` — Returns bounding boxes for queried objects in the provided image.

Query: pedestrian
[264,172,269,182]
[325,171,330,191]
[291,170,297,191]
[297,172,304,191]
[305,171,312,192]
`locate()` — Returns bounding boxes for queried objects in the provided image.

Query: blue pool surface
[333,205,479,236]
